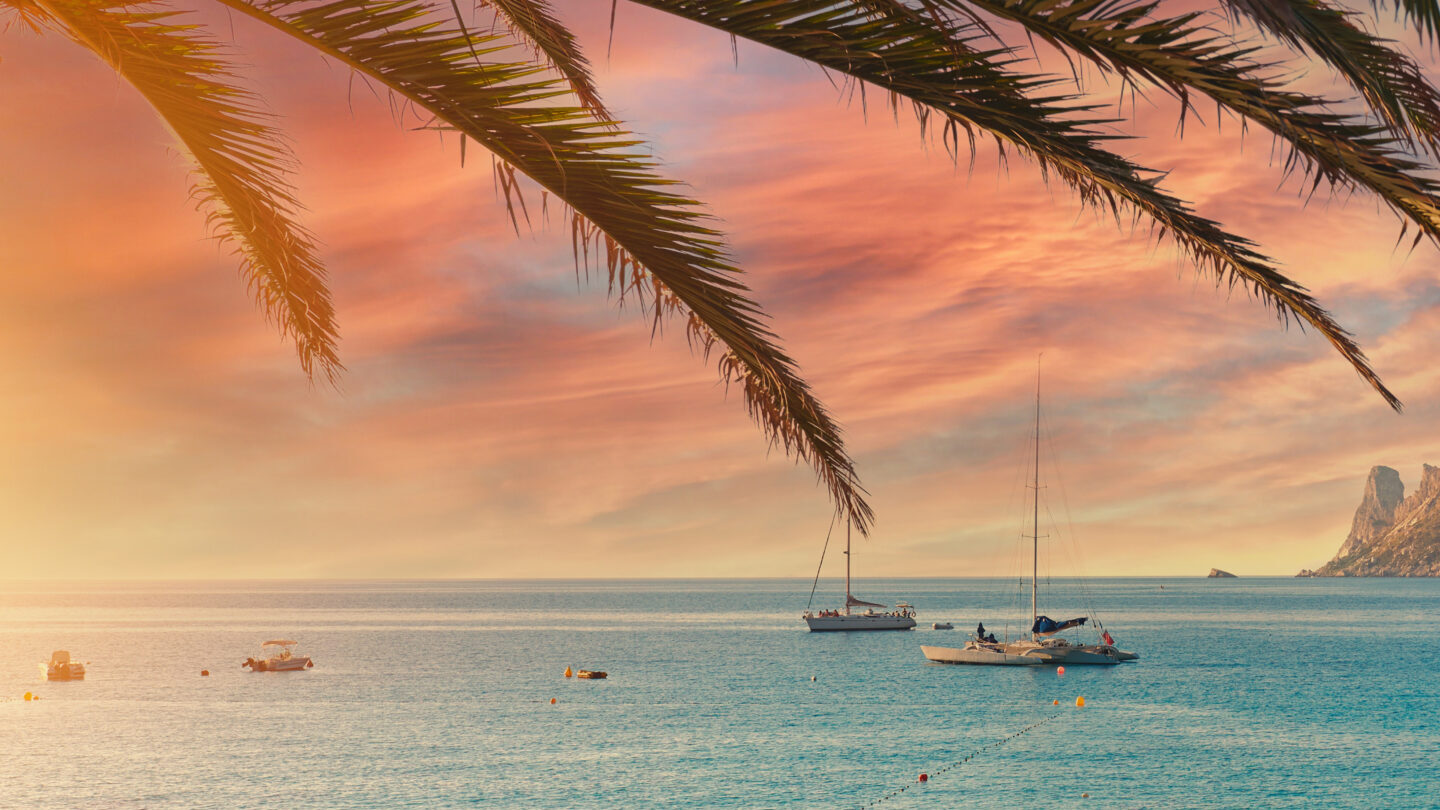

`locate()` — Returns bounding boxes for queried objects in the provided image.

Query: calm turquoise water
[1,578,1437,808]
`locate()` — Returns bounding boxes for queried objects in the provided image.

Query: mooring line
[858,712,1065,808]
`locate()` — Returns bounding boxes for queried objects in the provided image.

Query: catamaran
[803,520,917,631]
[922,364,1137,666]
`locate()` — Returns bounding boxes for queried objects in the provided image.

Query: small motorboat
[932,622,953,630]
[575,670,608,679]
[243,640,314,672]
[46,650,86,681]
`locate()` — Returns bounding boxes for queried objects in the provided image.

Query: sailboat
[803,520,917,631]
[921,364,1137,665]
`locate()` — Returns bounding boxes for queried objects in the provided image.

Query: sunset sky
[3,1,1439,580]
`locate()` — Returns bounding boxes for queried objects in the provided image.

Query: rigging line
[1002,416,1035,640]
[805,510,840,611]
[1042,416,1104,630]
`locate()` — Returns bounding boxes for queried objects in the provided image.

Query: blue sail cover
[1031,615,1088,636]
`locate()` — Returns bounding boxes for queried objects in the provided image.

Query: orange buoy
[1052,699,1060,705]
[23,692,33,701]
[200,670,210,677]
[1057,666,1066,675]
[918,773,928,783]
[1076,696,1086,708]
[1082,793,1090,799]
[564,667,573,678]
[550,697,557,704]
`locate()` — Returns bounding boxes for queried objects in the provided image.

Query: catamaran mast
[844,520,852,615]
[1031,359,1041,638]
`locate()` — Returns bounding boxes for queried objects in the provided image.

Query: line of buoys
[860,715,1063,808]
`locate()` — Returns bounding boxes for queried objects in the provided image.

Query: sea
[1,578,1437,809]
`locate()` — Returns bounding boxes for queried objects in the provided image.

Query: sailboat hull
[806,614,916,632]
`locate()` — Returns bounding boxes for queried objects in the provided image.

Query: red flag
[1102,631,1115,646]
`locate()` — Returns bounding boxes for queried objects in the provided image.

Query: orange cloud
[1,2,1438,579]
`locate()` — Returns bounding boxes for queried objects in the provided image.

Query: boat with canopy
[243,640,314,672]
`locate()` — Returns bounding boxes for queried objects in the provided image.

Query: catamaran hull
[806,615,916,632]
[920,645,1041,666]
[1047,645,1136,665]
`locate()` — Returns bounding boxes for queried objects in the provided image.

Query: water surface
[2,578,1437,808]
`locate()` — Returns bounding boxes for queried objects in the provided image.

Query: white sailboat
[804,521,917,631]
[922,364,1137,666]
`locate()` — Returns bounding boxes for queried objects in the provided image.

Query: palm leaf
[479,0,611,119]
[946,0,1440,248]
[211,0,873,530]
[631,0,1401,409]
[25,0,342,383]
[1221,0,1440,151]
[1375,0,1440,43]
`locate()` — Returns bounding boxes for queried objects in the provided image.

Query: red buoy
[918,773,928,783]
[200,670,209,677]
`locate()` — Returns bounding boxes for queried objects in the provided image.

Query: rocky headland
[1299,465,1440,577]
[1207,568,1237,578]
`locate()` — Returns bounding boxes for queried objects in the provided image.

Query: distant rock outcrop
[1302,465,1440,577]
[1207,568,1237,578]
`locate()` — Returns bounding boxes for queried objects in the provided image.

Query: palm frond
[479,0,611,120]
[1375,0,1440,43]
[27,0,342,382]
[1221,0,1440,150]
[2,0,52,31]
[948,0,1440,238]
[632,0,1400,408]
[212,0,873,530]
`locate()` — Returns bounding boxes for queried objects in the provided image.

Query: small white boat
[46,650,86,681]
[932,622,953,630]
[243,640,313,672]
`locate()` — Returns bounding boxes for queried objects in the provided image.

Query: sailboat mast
[1032,360,1040,637]
[844,520,852,616]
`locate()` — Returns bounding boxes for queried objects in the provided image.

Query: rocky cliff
[1208,568,1237,578]
[1300,465,1440,577]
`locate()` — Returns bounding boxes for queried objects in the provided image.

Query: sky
[2,1,1440,580]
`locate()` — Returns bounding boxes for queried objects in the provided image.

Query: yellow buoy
[23,692,33,701]
[1076,696,1086,708]
[564,667,573,678]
